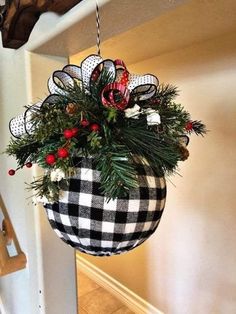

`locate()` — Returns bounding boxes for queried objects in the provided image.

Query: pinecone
[179,144,189,161]
[66,103,77,115]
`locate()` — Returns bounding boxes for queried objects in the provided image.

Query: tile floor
[77,270,134,314]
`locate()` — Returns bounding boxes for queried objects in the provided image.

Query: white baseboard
[77,255,164,314]
[0,296,6,314]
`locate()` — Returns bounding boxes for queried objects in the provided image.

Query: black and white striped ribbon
[9,54,158,138]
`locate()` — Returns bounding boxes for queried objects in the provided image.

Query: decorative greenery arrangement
[6,55,206,203]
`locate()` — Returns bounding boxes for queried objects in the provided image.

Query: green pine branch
[191,120,207,136]
[6,70,207,202]
[119,121,181,176]
[155,84,179,106]
[94,146,138,201]
[28,174,61,202]
[158,102,190,138]
[6,136,40,166]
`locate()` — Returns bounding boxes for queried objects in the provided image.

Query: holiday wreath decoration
[6,54,206,256]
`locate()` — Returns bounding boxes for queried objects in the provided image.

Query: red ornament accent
[71,127,79,136]
[101,82,130,110]
[63,129,74,139]
[91,67,100,81]
[45,154,56,165]
[25,162,33,168]
[8,169,16,176]
[185,121,193,131]
[57,148,69,158]
[90,123,100,132]
[152,99,160,105]
[119,70,129,86]
[80,119,89,127]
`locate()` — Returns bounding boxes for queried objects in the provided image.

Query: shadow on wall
[75,31,236,314]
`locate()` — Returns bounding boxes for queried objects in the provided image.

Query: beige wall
[0,48,77,314]
[71,31,236,314]
[28,52,77,314]
[0,47,37,314]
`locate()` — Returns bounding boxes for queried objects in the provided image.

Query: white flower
[124,104,141,119]
[144,108,161,126]
[50,168,66,182]
[33,195,53,205]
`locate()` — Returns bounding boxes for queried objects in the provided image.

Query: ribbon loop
[9,102,41,138]
[48,71,74,96]
[128,73,158,100]
[101,83,130,110]
[63,65,82,81]
[9,54,159,138]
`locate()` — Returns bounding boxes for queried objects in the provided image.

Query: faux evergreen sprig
[6,65,206,202]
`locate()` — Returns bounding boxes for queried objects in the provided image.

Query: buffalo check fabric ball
[44,157,166,256]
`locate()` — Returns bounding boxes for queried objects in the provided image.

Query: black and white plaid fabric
[44,157,166,256]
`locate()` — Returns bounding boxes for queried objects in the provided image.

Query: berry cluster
[8,162,32,176]
[45,121,100,166]
[5,60,206,202]
[8,115,101,172]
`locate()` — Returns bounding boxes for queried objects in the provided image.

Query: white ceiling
[29,0,236,65]
[29,0,187,56]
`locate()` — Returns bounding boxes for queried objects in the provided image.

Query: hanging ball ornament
[57,148,69,158]
[45,154,56,165]
[8,169,16,176]
[25,162,33,168]
[89,123,100,132]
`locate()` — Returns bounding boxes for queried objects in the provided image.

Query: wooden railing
[0,194,27,276]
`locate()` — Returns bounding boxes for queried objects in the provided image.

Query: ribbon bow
[9,54,159,138]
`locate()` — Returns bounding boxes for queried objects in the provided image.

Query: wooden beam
[0,194,27,277]
[0,0,82,49]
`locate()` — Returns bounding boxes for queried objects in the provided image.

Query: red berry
[63,129,73,139]
[57,148,69,158]
[91,69,100,81]
[45,154,56,165]
[25,162,33,168]
[152,99,160,104]
[80,119,89,127]
[71,127,79,136]
[185,121,193,131]
[8,169,15,176]
[90,123,100,132]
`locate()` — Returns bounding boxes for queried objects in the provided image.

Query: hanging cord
[96,0,101,56]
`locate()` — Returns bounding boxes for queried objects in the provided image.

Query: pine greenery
[6,69,206,202]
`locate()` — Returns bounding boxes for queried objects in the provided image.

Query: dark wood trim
[0,0,82,49]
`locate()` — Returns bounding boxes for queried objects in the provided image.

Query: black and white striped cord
[96,0,101,56]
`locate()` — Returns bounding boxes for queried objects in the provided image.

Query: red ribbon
[100,59,130,110]
[101,82,130,110]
